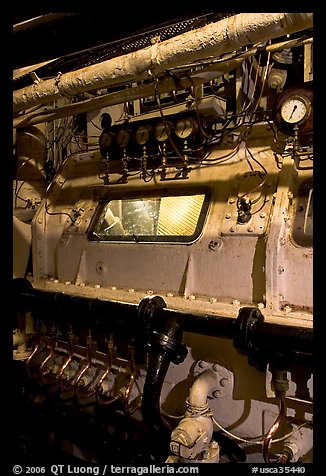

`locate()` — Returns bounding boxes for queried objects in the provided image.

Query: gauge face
[155,122,171,142]
[99,131,115,152]
[175,117,198,139]
[116,128,131,148]
[280,95,311,124]
[135,125,152,145]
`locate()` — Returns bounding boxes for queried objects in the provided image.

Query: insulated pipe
[13,36,312,128]
[188,369,219,409]
[13,13,312,113]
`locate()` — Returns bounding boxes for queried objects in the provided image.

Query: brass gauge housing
[116,128,132,149]
[135,125,152,145]
[155,121,173,142]
[99,130,115,155]
[175,116,198,139]
[273,85,313,145]
[280,95,311,124]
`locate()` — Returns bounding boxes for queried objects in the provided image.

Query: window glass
[91,191,209,243]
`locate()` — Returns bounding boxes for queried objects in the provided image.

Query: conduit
[13,13,312,113]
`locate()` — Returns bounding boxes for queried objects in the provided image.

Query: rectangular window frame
[88,187,211,245]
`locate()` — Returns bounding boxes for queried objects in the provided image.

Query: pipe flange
[233,307,266,370]
[149,330,188,364]
[138,295,166,333]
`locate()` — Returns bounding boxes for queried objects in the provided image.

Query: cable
[152,74,186,164]
[245,145,268,175]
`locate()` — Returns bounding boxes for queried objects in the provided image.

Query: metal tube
[188,369,219,409]
[17,288,312,359]
[13,13,312,113]
[262,395,287,463]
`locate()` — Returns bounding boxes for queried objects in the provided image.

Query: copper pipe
[75,364,101,399]
[262,395,287,463]
[39,324,58,385]
[25,341,41,378]
[74,330,94,397]
[59,329,82,392]
[95,338,120,406]
[123,346,140,415]
[25,320,42,378]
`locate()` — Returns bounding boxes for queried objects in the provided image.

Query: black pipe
[15,285,312,357]
[14,283,313,438]
[138,296,188,437]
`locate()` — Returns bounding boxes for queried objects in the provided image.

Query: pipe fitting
[170,416,213,460]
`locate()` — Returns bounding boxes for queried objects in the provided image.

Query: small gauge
[135,124,152,145]
[155,121,172,142]
[99,131,115,154]
[116,128,132,148]
[175,116,198,139]
[280,95,311,124]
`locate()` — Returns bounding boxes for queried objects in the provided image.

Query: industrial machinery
[12,13,313,466]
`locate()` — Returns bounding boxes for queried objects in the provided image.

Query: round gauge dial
[135,125,152,145]
[116,128,131,148]
[155,121,172,142]
[99,131,115,153]
[175,117,198,139]
[280,95,311,124]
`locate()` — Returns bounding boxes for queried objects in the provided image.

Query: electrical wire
[152,75,186,164]
[245,145,268,175]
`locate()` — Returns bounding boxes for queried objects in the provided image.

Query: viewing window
[90,190,210,244]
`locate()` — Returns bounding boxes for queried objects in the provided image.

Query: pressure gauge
[99,130,115,154]
[280,95,311,124]
[135,124,152,145]
[155,121,172,142]
[175,117,198,139]
[116,128,132,148]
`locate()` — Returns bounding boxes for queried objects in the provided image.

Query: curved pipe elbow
[188,369,219,409]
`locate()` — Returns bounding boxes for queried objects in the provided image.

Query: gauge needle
[289,105,297,119]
